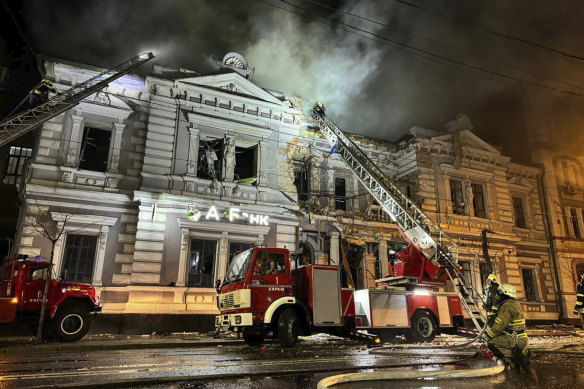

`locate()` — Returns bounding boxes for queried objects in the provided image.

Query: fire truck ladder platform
[0,52,154,148]
[311,107,487,333]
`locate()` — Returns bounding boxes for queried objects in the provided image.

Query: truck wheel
[52,305,91,342]
[277,308,299,348]
[407,310,437,343]
[243,328,264,346]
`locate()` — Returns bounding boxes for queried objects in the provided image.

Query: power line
[256,0,584,99]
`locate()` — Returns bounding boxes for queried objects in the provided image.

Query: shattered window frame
[334,176,347,211]
[3,146,32,185]
[79,126,112,172]
[471,183,486,218]
[569,208,581,238]
[449,179,465,215]
[521,268,538,302]
[512,196,527,229]
[197,138,224,181]
[293,159,310,202]
[234,144,258,182]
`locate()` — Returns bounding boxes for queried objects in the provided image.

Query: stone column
[217,232,229,282]
[92,226,109,286]
[257,140,268,186]
[66,112,84,167]
[186,126,200,176]
[330,231,340,266]
[176,228,190,287]
[224,135,235,182]
[378,240,389,277]
[109,122,125,172]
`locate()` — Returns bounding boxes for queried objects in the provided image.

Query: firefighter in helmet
[314,100,326,115]
[28,79,57,109]
[484,273,500,326]
[483,283,531,369]
[573,273,584,320]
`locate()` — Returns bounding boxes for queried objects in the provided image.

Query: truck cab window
[30,268,49,281]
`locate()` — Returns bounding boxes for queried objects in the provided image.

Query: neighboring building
[8,53,560,330]
[526,89,584,322]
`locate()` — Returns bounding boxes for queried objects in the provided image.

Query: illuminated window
[449,179,465,215]
[335,177,347,211]
[188,239,217,288]
[512,197,526,228]
[79,127,111,172]
[3,146,32,185]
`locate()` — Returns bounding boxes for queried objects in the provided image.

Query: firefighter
[573,274,584,320]
[483,283,531,369]
[28,79,57,108]
[484,273,499,326]
[314,100,326,115]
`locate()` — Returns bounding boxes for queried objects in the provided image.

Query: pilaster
[186,126,200,176]
[109,122,125,172]
[66,113,85,167]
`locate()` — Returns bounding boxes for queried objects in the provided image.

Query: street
[0,335,583,389]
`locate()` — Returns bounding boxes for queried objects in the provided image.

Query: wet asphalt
[0,339,582,389]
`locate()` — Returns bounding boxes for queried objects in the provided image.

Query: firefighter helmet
[487,273,497,283]
[498,283,517,299]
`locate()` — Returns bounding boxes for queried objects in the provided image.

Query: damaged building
[4,53,561,330]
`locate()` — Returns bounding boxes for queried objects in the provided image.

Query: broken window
[335,177,347,211]
[569,208,581,238]
[79,127,111,172]
[293,160,310,202]
[512,197,526,228]
[471,183,486,218]
[188,239,217,288]
[449,179,465,215]
[197,138,223,180]
[521,268,538,302]
[3,146,32,185]
[234,145,257,182]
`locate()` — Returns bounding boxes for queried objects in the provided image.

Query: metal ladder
[311,107,486,331]
[0,52,154,147]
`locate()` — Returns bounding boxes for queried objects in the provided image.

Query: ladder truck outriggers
[215,102,486,347]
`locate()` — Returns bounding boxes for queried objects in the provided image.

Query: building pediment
[175,72,285,106]
[433,130,501,155]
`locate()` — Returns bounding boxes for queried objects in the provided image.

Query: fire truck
[215,103,486,347]
[0,256,102,342]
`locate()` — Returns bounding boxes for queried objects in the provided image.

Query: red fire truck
[216,246,464,347]
[0,256,102,342]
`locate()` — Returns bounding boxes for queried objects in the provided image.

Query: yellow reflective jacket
[485,298,526,340]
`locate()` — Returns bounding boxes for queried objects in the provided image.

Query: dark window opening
[293,160,310,202]
[335,177,347,211]
[298,242,313,266]
[197,139,223,180]
[234,145,257,181]
[61,235,97,283]
[3,146,32,185]
[513,197,526,229]
[576,263,584,282]
[521,268,538,302]
[228,241,253,264]
[479,262,492,290]
[570,208,581,238]
[471,183,486,218]
[188,239,217,288]
[450,179,464,215]
[79,127,111,172]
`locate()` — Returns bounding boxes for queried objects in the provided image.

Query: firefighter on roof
[483,283,531,369]
[573,274,584,319]
[28,79,57,108]
[484,273,499,326]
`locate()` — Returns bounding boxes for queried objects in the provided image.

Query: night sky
[13,0,584,163]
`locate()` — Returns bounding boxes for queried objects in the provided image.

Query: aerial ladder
[0,52,154,148]
[311,103,487,332]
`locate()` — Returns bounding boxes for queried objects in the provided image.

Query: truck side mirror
[215,279,221,294]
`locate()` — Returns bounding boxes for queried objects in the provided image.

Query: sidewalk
[0,332,245,355]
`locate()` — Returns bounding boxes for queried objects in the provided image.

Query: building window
[293,160,310,202]
[228,241,253,264]
[521,268,538,302]
[61,235,97,283]
[576,262,584,282]
[3,146,32,185]
[560,159,579,187]
[188,239,217,288]
[512,197,526,228]
[450,179,465,215]
[471,183,486,218]
[298,242,313,265]
[198,139,223,180]
[79,127,111,172]
[334,177,347,211]
[479,262,492,291]
[569,208,581,238]
[234,145,258,182]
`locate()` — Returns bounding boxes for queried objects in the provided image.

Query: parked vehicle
[0,256,101,342]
